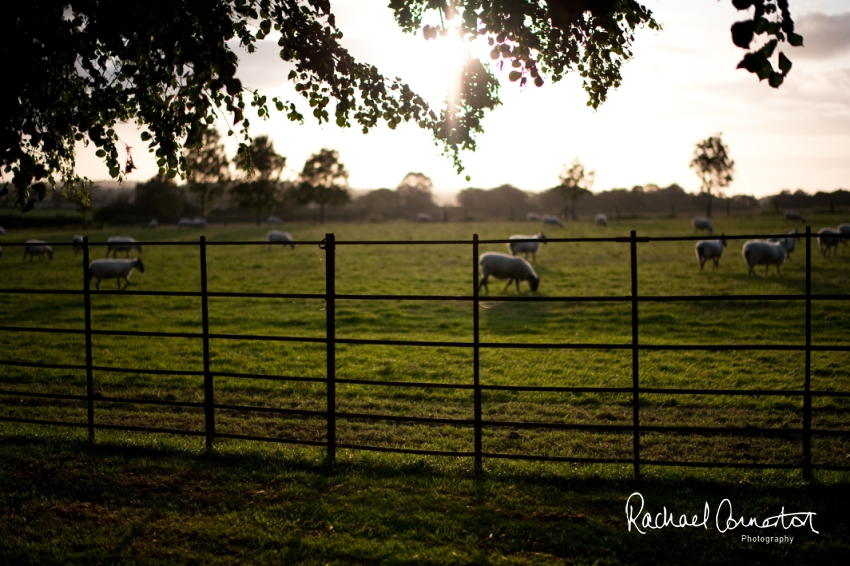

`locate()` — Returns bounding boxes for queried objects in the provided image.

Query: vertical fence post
[629,230,640,479]
[200,236,215,451]
[804,226,812,478]
[82,238,95,443]
[324,234,336,465]
[472,234,482,471]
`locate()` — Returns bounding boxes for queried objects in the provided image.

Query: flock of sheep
[690,211,850,277]
[481,209,850,293]
[3,208,848,293]
[4,232,144,290]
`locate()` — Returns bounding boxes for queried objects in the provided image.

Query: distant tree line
[8,126,844,226]
[92,131,353,225]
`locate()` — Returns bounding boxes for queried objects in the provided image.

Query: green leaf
[140,132,151,141]
[95,149,106,158]
[769,71,784,88]
[788,33,804,47]
[778,52,792,74]
[760,39,777,58]
[756,58,773,81]
[508,70,522,82]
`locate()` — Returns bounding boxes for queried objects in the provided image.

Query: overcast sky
[74,0,850,204]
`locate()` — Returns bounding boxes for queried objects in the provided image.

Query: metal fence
[1,229,849,478]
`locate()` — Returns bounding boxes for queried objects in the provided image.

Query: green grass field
[1,214,849,564]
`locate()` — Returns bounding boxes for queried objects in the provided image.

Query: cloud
[794,12,850,58]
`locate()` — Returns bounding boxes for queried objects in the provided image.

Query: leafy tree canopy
[134,175,185,222]
[3,1,801,211]
[556,157,594,220]
[396,172,437,211]
[689,133,735,218]
[184,128,230,216]
[292,148,351,223]
[230,135,286,224]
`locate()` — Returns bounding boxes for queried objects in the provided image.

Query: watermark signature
[625,492,818,537]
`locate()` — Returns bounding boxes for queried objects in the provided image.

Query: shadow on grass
[1,433,848,565]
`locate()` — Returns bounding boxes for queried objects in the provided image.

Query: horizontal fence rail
[1,229,848,478]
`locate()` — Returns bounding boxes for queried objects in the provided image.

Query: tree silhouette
[456,184,529,219]
[690,134,735,218]
[557,159,595,221]
[134,175,185,223]
[184,129,229,217]
[396,172,437,212]
[230,136,286,225]
[4,2,801,209]
[292,149,351,224]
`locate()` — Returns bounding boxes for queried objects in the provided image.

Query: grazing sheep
[478,252,540,293]
[768,229,799,261]
[72,235,87,255]
[595,213,608,227]
[742,240,787,277]
[838,223,850,246]
[192,217,207,228]
[106,236,142,258]
[784,210,805,223]
[541,214,563,228]
[177,218,193,229]
[692,216,714,234]
[267,215,283,225]
[818,228,841,258]
[507,233,546,262]
[89,258,144,290]
[22,240,53,262]
[417,213,433,222]
[695,237,727,270]
[526,212,540,221]
[267,230,295,249]
[0,226,5,235]
[148,219,158,229]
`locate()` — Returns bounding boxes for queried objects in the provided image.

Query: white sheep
[526,212,540,221]
[148,219,158,229]
[478,252,540,293]
[541,214,563,228]
[0,226,5,235]
[417,213,433,222]
[594,213,608,227]
[784,210,805,223]
[177,218,193,229]
[22,240,53,262]
[767,229,798,261]
[267,230,295,249]
[192,217,207,228]
[507,233,546,262]
[818,228,841,258]
[89,258,144,290]
[72,235,87,255]
[267,215,283,225]
[692,216,714,234]
[838,223,850,247]
[695,237,726,270]
[742,240,787,277]
[107,236,142,258]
